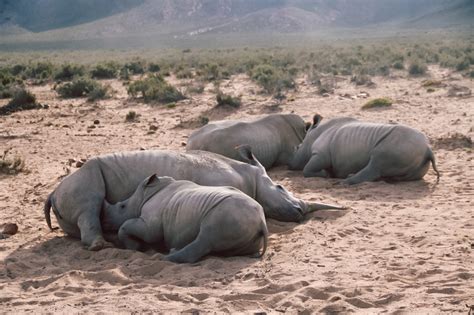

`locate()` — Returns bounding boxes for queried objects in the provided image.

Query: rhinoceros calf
[186,114,308,169]
[45,147,343,251]
[101,175,268,263]
[289,116,440,185]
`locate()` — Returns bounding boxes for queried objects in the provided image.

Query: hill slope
[0,0,472,40]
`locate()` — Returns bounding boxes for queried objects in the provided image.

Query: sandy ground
[0,66,473,313]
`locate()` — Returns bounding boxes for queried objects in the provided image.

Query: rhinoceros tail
[44,193,58,231]
[253,225,268,259]
[427,149,441,183]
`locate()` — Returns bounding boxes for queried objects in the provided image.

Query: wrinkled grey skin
[186,114,308,169]
[289,116,441,185]
[102,175,268,263]
[44,147,343,250]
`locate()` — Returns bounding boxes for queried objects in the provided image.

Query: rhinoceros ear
[144,174,160,186]
[235,144,258,166]
[311,114,323,130]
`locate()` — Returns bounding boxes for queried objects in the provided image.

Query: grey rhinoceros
[288,116,440,185]
[45,147,343,250]
[186,114,308,169]
[101,175,268,263]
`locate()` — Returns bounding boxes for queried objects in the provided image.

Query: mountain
[0,0,472,41]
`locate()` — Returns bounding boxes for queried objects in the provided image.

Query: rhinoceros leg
[164,232,212,264]
[118,218,149,251]
[303,154,330,178]
[77,207,113,251]
[343,157,381,185]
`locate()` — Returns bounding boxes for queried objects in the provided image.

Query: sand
[0,66,473,313]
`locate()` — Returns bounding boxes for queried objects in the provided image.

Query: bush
[250,64,294,94]
[176,69,194,79]
[0,149,25,175]
[57,77,107,100]
[54,64,85,81]
[125,111,138,122]
[216,91,241,108]
[27,62,54,80]
[127,74,185,103]
[87,84,110,101]
[199,115,209,126]
[123,60,145,75]
[351,74,373,86]
[408,61,427,76]
[392,61,404,70]
[362,97,393,110]
[148,63,161,73]
[91,62,119,79]
[456,59,470,72]
[0,88,40,115]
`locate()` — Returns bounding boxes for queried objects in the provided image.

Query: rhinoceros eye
[276,185,284,190]
[120,204,125,209]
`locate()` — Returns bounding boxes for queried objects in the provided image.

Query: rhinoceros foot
[88,237,114,251]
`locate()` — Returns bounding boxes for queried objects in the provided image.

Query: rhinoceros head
[236,145,306,222]
[101,175,174,231]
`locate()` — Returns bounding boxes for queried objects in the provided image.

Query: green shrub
[54,64,85,81]
[469,70,474,78]
[127,74,185,103]
[392,61,404,70]
[27,62,54,80]
[148,63,161,73]
[197,63,220,81]
[216,91,241,108]
[125,111,138,122]
[87,84,110,101]
[250,64,294,94]
[199,115,209,126]
[0,88,40,115]
[427,88,435,93]
[91,62,119,79]
[57,77,107,100]
[11,64,27,76]
[176,69,194,79]
[123,60,145,75]
[408,61,427,76]
[456,59,470,71]
[362,97,393,110]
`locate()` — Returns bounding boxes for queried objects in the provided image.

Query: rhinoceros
[45,147,343,250]
[101,175,268,263]
[288,116,440,185]
[186,114,308,169]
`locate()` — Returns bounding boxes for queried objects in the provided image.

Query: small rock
[2,223,18,235]
[322,93,330,97]
[181,141,187,146]
[93,120,100,125]
[139,147,146,151]
[88,125,96,129]
[149,125,158,131]
[75,161,84,168]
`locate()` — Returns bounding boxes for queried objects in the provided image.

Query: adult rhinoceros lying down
[288,116,440,185]
[101,175,268,263]
[186,113,308,169]
[45,147,343,250]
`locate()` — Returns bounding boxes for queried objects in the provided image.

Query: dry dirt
[0,66,473,313]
